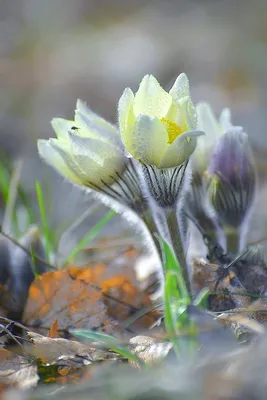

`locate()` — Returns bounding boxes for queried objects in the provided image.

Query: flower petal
[177,97,198,131]
[219,107,234,132]
[51,118,75,140]
[196,102,220,138]
[37,139,82,184]
[169,74,197,131]
[193,103,224,170]
[159,130,204,168]
[118,87,135,152]
[132,115,168,166]
[68,132,125,169]
[75,99,119,137]
[133,75,173,118]
[75,112,122,148]
[169,73,190,101]
[67,132,127,186]
[48,138,90,185]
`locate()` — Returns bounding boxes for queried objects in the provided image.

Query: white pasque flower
[38,100,127,189]
[118,73,204,169]
[193,102,239,171]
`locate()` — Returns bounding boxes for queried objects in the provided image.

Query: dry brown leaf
[129,336,172,365]
[218,313,265,334]
[0,348,38,389]
[47,320,59,338]
[26,331,99,364]
[23,268,117,335]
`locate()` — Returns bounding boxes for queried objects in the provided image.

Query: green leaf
[35,181,52,263]
[70,329,141,364]
[193,288,209,308]
[0,164,10,204]
[157,236,199,357]
[156,234,189,300]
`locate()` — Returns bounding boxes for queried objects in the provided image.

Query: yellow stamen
[160,117,184,144]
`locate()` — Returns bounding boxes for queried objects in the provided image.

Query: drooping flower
[38,100,157,228]
[38,99,163,260]
[38,99,127,189]
[118,73,203,169]
[208,128,256,229]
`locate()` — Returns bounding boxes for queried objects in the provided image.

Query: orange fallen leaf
[101,275,157,330]
[48,320,59,338]
[23,269,117,335]
[69,266,158,330]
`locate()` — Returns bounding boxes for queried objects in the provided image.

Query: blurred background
[1,0,267,254]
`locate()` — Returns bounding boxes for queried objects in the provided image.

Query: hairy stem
[224,225,240,255]
[164,207,191,296]
[141,210,163,263]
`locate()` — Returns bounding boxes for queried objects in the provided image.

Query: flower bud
[208,128,256,229]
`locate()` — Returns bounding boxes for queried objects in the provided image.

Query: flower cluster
[38,73,257,297]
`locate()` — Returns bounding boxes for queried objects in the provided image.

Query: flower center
[160,117,184,144]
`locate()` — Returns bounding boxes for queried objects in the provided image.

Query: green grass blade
[164,270,182,356]
[63,210,115,266]
[193,288,209,308]
[35,181,52,263]
[69,329,140,364]
[156,234,189,300]
[0,164,10,204]
[30,244,39,279]
[157,236,199,357]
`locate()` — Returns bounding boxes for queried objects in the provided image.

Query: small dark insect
[71,126,79,130]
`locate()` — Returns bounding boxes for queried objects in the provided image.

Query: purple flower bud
[208,129,256,228]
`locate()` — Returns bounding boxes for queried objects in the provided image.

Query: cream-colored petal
[68,132,125,168]
[196,102,220,139]
[132,115,168,166]
[118,87,135,152]
[68,133,127,186]
[76,99,119,136]
[48,138,90,185]
[37,139,82,184]
[219,107,234,132]
[51,118,75,140]
[177,97,198,131]
[159,130,204,168]
[133,75,173,119]
[193,102,221,165]
[75,110,122,148]
[169,73,190,101]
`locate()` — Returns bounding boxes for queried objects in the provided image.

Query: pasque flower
[38,99,166,282]
[38,100,145,210]
[208,129,256,230]
[117,73,204,294]
[38,99,164,262]
[118,73,203,169]
[38,99,127,189]
[185,103,239,253]
[193,102,239,172]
